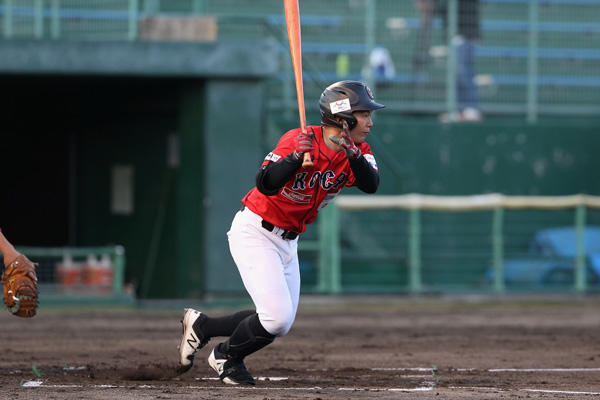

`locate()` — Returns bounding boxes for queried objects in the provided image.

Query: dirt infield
[1,295,599,399]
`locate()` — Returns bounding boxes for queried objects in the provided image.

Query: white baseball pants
[227,207,300,337]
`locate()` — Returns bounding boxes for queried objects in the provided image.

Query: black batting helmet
[319,80,385,129]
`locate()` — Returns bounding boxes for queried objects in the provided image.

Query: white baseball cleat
[208,347,255,385]
[177,308,208,374]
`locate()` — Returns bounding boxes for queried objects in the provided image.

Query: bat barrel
[284,0,307,131]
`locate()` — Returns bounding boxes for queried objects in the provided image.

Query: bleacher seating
[1,0,598,114]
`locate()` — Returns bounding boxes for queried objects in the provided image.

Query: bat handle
[302,151,313,168]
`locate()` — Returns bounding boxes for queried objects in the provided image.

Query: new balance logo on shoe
[186,333,198,351]
[177,308,209,375]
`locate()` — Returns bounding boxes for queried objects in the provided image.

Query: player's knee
[268,319,294,337]
[259,308,295,337]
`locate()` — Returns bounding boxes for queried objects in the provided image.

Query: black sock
[196,309,255,339]
[218,313,275,359]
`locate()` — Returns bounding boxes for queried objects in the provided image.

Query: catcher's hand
[2,254,38,318]
[329,121,361,159]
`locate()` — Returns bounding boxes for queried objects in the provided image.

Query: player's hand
[293,132,314,160]
[329,122,361,159]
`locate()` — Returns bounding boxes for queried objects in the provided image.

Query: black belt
[241,204,298,240]
[261,220,299,240]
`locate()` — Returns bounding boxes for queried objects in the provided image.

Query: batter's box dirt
[0,296,599,399]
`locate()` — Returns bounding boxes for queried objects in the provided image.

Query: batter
[177,80,384,385]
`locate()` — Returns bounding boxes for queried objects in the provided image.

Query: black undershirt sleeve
[348,155,380,194]
[256,153,302,196]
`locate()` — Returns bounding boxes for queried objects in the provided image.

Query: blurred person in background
[416,0,482,122]
[368,46,396,87]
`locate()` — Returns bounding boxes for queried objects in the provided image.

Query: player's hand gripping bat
[329,121,361,159]
[284,0,313,168]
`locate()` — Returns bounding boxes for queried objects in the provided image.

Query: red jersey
[242,125,378,234]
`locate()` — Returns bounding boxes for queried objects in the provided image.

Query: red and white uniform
[243,125,377,234]
[227,125,377,337]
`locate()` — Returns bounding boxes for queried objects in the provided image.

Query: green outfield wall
[269,112,600,197]
[364,116,600,196]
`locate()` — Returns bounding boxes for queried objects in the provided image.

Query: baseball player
[178,81,384,385]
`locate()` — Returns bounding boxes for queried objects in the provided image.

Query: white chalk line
[372,367,435,371]
[21,382,432,392]
[21,367,600,394]
[488,368,600,372]
[449,386,504,391]
[374,367,600,373]
[523,389,600,395]
[339,387,434,392]
[196,376,289,381]
[21,381,600,395]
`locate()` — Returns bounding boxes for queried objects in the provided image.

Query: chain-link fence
[298,195,600,294]
[2,0,598,118]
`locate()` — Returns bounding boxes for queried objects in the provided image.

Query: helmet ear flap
[342,114,357,130]
[331,113,357,130]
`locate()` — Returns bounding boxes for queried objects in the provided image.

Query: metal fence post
[527,0,539,123]
[50,0,59,39]
[574,204,586,293]
[192,0,207,14]
[445,0,458,117]
[363,0,376,90]
[3,0,13,39]
[34,0,43,39]
[408,208,422,294]
[112,245,126,295]
[128,0,139,41]
[492,207,505,293]
[317,203,341,294]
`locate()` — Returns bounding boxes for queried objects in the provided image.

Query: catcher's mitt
[2,254,38,317]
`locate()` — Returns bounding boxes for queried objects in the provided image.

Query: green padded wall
[370,116,600,196]
[202,80,266,293]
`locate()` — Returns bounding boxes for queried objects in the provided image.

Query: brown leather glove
[2,254,38,318]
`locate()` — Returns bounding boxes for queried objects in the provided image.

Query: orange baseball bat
[284,0,313,168]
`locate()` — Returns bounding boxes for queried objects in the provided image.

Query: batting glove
[329,122,361,159]
[293,132,314,160]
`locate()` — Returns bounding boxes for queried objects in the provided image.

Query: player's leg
[178,308,255,373]
[207,312,275,385]
[206,209,300,385]
[212,239,300,354]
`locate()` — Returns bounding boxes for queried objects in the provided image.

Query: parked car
[487,226,600,286]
